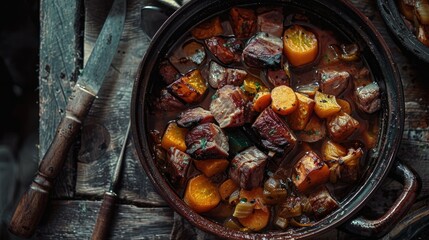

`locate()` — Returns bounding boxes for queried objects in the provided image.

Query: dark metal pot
[131,0,420,239]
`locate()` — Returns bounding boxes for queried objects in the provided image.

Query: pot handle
[342,160,421,238]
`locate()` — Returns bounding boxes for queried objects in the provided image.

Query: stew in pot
[145,5,381,232]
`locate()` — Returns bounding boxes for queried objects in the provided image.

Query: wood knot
[78,123,110,163]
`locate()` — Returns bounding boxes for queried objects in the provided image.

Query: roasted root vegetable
[288,92,315,130]
[296,114,326,143]
[271,85,299,115]
[292,151,330,193]
[219,179,239,201]
[167,69,208,104]
[191,16,223,39]
[238,209,270,231]
[314,91,342,118]
[252,91,272,112]
[161,122,188,152]
[241,75,269,96]
[184,174,221,213]
[283,25,318,66]
[336,98,352,115]
[321,140,347,165]
[194,159,229,177]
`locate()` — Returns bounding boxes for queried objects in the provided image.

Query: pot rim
[131,0,404,239]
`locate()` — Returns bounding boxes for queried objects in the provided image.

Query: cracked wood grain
[39,0,83,198]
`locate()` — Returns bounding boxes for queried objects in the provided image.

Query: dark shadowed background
[0,1,40,239]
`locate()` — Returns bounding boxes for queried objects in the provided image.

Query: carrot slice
[184,175,221,213]
[314,91,341,118]
[194,159,229,177]
[336,98,352,115]
[283,25,318,66]
[288,92,315,130]
[161,122,188,152]
[219,179,239,201]
[238,209,270,231]
[252,91,272,112]
[240,187,265,210]
[271,85,298,115]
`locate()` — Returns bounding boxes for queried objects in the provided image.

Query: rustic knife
[8,0,127,237]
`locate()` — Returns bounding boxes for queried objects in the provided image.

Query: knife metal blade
[79,0,126,94]
[8,0,126,238]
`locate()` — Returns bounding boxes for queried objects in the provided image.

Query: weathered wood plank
[75,0,164,205]
[35,201,174,239]
[39,0,83,198]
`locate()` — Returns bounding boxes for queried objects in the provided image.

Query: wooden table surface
[31,0,429,239]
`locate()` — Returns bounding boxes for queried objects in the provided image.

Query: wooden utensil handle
[8,86,96,238]
[91,191,118,240]
[8,174,52,238]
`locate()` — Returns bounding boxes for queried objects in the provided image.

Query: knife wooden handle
[8,86,96,238]
[91,191,118,240]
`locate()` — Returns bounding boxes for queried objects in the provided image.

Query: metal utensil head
[78,0,126,94]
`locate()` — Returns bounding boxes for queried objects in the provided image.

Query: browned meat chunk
[208,61,247,89]
[327,111,360,141]
[152,89,186,111]
[308,186,339,220]
[230,7,257,38]
[243,32,283,68]
[252,107,296,154]
[176,107,214,128]
[318,69,350,96]
[229,146,267,190]
[257,8,284,37]
[210,85,250,128]
[338,148,363,183]
[185,123,229,159]
[159,60,180,85]
[205,37,243,65]
[267,68,290,87]
[354,82,381,114]
[166,147,192,186]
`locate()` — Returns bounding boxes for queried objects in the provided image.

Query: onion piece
[416,0,429,24]
[233,200,255,218]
